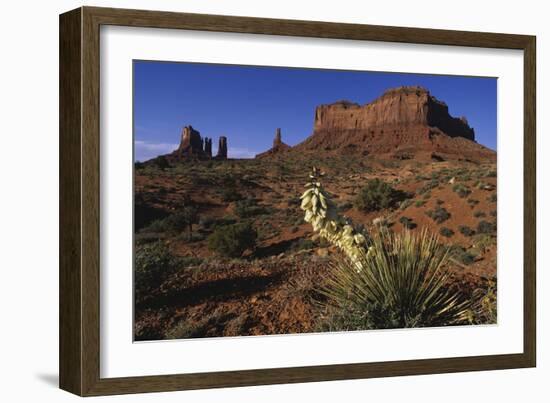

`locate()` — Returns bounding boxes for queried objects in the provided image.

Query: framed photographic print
[59,6,536,396]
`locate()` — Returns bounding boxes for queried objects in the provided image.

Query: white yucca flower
[300,167,369,271]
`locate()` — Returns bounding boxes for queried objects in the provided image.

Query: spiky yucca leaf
[319,228,470,330]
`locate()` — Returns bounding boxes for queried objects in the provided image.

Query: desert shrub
[453,184,471,198]
[234,198,266,218]
[490,209,497,217]
[153,156,170,170]
[487,193,497,203]
[354,179,406,212]
[198,216,215,229]
[418,179,439,195]
[287,196,301,207]
[399,199,413,210]
[135,241,178,301]
[290,238,316,251]
[207,222,257,257]
[459,225,476,237]
[449,245,476,265]
[425,206,451,224]
[474,211,486,218]
[317,229,470,331]
[141,207,198,237]
[199,216,236,230]
[468,280,497,324]
[220,187,243,202]
[472,234,495,253]
[439,227,454,238]
[174,231,206,243]
[477,220,497,234]
[415,200,426,207]
[436,199,445,205]
[399,216,416,229]
[337,201,353,212]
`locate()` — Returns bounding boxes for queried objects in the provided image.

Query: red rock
[293,86,495,161]
[216,136,228,160]
[177,125,203,157]
[256,128,291,158]
[163,125,226,162]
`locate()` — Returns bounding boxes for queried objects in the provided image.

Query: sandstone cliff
[293,86,494,161]
[166,125,227,161]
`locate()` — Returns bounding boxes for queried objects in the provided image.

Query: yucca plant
[318,228,470,330]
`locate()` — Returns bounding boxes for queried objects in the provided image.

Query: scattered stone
[316,248,329,257]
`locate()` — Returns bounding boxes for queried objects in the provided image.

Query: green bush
[199,216,236,230]
[417,179,439,195]
[425,206,451,224]
[290,238,316,251]
[141,207,198,237]
[399,199,413,210]
[220,187,243,202]
[207,222,257,257]
[459,225,476,237]
[234,198,266,218]
[453,184,471,198]
[354,179,405,212]
[477,220,497,234]
[153,156,170,170]
[450,245,476,265]
[135,241,178,301]
[399,216,416,229]
[317,229,470,331]
[439,227,454,238]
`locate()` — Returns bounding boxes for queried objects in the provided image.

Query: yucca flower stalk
[300,167,368,270]
[300,168,470,329]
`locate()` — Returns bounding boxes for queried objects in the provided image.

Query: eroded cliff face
[312,87,474,140]
[167,125,226,161]
[294,86,493,161]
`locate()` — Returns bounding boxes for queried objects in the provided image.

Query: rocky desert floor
[134,154,497,341]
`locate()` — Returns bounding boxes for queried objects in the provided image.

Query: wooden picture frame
[59,6,536,396]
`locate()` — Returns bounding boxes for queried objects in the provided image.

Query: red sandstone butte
[291,86,495,162]
[166,125,225,161]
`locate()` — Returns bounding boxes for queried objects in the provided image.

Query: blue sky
[134,61,497,161]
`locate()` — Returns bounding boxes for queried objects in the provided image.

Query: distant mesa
[148,86,494,165]
[257,86,495,161]
[165,125,228,162]
[256,128,291,158]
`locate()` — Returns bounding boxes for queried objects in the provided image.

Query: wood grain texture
[59,6,537,396]
[523,37,536,367]
[59,8,82,396]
